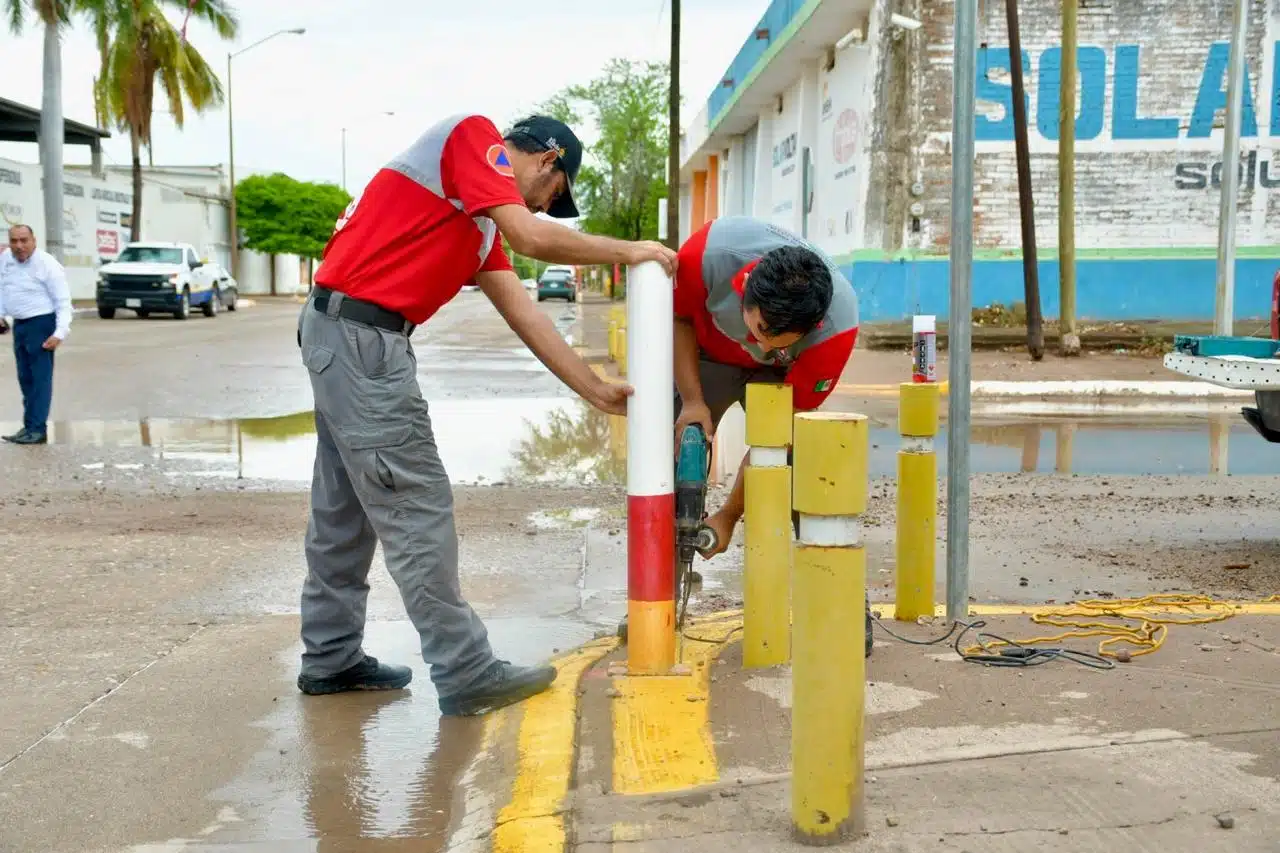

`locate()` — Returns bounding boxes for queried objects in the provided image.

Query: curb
[835,379,1252,401]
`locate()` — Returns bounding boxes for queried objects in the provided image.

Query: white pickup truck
[96,241,231,320]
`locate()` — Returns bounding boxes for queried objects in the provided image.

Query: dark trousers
[13,313,55,436]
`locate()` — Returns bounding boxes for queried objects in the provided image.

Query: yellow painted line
[492,637,618,853]
[611,615,742,796]
[869,601,1280,617]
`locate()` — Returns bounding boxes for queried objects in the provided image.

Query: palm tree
[4,0,85,263]
[91,0,237,240]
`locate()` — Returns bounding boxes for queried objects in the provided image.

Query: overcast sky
[0,0,763,193]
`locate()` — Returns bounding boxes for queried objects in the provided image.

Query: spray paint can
[912,314,937,383]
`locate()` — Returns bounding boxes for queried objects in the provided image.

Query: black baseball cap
[506,115,583,219]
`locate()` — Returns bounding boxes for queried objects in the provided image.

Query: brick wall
[881,0,1277,253]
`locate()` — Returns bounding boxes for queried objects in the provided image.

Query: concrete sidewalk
[496,605,1280,852]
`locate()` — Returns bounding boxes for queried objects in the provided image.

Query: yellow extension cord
[962,593,1280,661]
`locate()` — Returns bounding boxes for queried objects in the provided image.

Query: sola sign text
[977,41,1280,142]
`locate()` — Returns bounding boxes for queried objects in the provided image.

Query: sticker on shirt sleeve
[486,144,515,177]
[813,378,834,393]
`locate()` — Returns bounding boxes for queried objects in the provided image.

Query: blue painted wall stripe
[847,257,1278,323]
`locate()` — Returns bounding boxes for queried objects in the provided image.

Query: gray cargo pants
[297,291,494,696]
[678,359,788,430]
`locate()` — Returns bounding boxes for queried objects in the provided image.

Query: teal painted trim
[833,246,1280,266]
[707,0,823,135]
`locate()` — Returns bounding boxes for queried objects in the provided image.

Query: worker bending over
[672,215,872,657]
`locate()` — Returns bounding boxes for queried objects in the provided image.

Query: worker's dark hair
[504,133,564,174]
[744,245,833,337]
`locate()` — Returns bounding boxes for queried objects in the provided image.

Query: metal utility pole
[227,52,238,280]
[1215,0,1250,337]
[946,0,978,625]
[226,28,306,281]
[666,0,681,250]
[1005,0,1043,360]
[1058,0,1079,356]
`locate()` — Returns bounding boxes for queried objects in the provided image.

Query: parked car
[96,242,224,320]
[201,261,239,311]
[537,268,576,302]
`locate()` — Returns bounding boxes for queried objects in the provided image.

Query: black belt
[312,287,415,335]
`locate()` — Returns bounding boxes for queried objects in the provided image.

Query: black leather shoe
[11,431,46,445]
[438,660,557,716]
[3,429,28,442]
[297,655,413,695]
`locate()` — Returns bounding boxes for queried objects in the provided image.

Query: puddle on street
[206,617,595,850]
[14,397,626,487]
[15,406,1280,487]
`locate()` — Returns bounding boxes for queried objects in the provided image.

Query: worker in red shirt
[297,114,676,715]
[671,216,872,657]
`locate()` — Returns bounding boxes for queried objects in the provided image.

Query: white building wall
[751,110,774,219]
[811,37,879,259]
[796,64,822,240]
[1,158,303,299]
[767,79,805,232]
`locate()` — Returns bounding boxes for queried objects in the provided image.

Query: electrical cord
[871,614,1115,670]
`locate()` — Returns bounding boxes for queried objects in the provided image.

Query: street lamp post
[226,27,305,281]
[341,112,396,192]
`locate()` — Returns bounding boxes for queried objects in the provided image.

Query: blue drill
[674,423,717,626]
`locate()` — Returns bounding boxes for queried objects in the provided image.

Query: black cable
[870,614,1115,670]
[871,613,964,646]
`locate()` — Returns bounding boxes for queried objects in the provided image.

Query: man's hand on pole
[584,378,632,416]
[625,241,678,277]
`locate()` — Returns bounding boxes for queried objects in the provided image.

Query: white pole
[625,261,676,674]
[1215,0,1249,337]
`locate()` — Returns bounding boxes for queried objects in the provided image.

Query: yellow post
[607,318,619,362]
[743,383,793,668]
[791,412,868,845]
[895,382,939,622]
[616,327,627,377]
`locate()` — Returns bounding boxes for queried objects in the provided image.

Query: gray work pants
[297,292,494,696]
[675,359,788,431]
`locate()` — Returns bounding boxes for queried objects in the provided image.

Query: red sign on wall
[832,109,861,164]
[96,229,119,255]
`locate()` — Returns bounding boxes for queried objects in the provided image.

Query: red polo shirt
[674,218,859,411]
[315,114,525,324]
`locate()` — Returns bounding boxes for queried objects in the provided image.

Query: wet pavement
[4,295,1280,852]
[12,407,1275,488]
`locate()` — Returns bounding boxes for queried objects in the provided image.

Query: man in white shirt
[0,225,73,444]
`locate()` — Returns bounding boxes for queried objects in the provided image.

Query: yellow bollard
[895,382,939,622]
[616,327,627,377]
[791,412,868,845]
[607,318,619,362]
[743,383,793,668]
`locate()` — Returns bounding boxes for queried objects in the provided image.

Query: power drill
[675,423,717,627]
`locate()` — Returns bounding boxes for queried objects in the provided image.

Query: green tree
[90,0,238,240]
[235,173,351,259]
[540,58,669,242]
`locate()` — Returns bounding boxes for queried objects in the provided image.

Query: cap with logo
[505,115,583,219]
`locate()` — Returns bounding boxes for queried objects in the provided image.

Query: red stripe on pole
[628,492,675,602]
